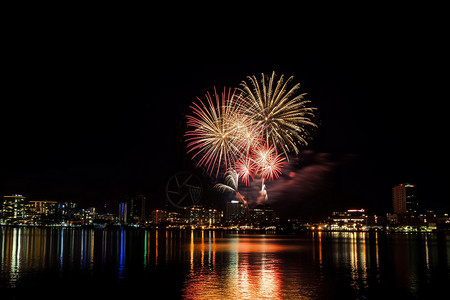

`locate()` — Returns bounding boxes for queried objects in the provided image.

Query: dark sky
[1,11,447,219]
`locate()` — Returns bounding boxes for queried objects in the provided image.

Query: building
[28,200,58,215]
[184,205,222,226]
[128,194,146,224]
[151,209,168,224]
[82,207,96,225]
[26,200,58,225]
[118,202,128,224]
[250,204,277,226]
[59,202,79,220]
[151,207,222,227]
[205,208,222,226]
[393,183,418,214]
[2,194,26,222]
[57,202,83,225]
[167,211,185,225]
[118,195,147,225]
[225,200,247,224]
[386,213,398,225]
[328,209,367,230]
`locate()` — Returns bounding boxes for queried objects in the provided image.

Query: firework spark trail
[252,144,286,204]
[214,169,248,210]
[225,113,264,154]
[235,156,257,186]
[259,153,286,181]
[185,71,316,194]
[238,71,317,157]
[253,144,285,180]
[185,87,242,176]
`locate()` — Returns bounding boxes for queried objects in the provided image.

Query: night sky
[1,12,447,219]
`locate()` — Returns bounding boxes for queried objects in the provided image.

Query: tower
[118,202,128,224]
[129,194,146,224]
[393,183,418,214]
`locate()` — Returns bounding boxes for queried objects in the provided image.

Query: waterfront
[1,227,449,299]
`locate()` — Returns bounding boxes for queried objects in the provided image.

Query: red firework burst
[253,144,286,181]
[235,157,257,186]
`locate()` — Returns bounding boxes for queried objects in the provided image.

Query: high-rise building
[118,195,147,225]
[2,194,26,221]
[225,200,246,224]
[393,183,418,214]
[128,194,146,224]
[118,202,128,224]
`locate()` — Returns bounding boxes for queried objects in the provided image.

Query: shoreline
[1,224,449,234]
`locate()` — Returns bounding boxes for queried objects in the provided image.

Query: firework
[226,113,263,153]
[235,156,257,186]
[253,144,286,181]
[259,154,285,181]
[214,168,238,192]
[185,87,241,176]
[185,71,317,187]
[238,71,317,156]
[214,168,248,210]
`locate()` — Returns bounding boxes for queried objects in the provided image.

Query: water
[1,227,449,299]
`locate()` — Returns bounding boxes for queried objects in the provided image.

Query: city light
[1,181,449,232]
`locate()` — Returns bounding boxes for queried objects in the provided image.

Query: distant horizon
[2,184,448,222]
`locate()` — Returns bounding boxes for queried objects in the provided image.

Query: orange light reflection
[182,235,287,299]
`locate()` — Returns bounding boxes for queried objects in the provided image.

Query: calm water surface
[1,227,449,299]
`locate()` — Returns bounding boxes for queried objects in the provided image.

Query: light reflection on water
[1,227,449,299]
[182,234,300,299]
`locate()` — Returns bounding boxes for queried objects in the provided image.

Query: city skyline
[2,38,447,219]
[2,7,448,300]
[2,179,448,229]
